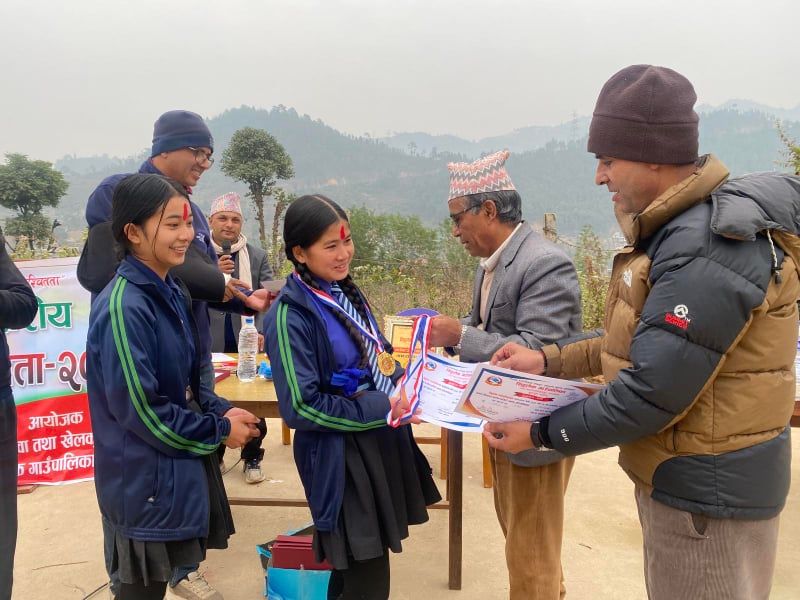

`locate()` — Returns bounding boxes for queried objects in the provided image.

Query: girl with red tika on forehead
[264,194,440,599]
[86,174,259,600]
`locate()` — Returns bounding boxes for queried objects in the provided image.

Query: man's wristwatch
[454,325,469,352]
[530,420,552,451]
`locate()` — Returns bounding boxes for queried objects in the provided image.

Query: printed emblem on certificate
[414,353,484,432]
[455,365,603,422]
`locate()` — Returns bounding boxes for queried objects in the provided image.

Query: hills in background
[378,116,593,157]
[697,99,800,121]
[378,100,800,157]
[46,102,800,244]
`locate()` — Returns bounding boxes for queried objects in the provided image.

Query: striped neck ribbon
[386,314,432,427]
[293,272,386,353]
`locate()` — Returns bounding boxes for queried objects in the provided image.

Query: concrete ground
[13,421,800,599]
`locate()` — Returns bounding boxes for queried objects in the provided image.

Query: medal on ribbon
[293,273,395,375]
[386,314,432,427]
[377,351,396,376]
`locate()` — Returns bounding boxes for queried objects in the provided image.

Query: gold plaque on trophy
[383,316,414,368]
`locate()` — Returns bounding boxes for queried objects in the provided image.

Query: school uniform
[265,274,440,595]
[86,256,235,587]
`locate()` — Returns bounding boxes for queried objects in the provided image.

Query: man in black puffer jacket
[485,65,800,600]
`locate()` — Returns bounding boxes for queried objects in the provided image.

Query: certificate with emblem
[454,365,603,422]
[410,353,485,432]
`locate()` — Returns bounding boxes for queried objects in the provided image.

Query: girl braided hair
[284,194,375,370]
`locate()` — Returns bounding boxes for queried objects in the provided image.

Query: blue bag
[265,565,331,600]
[258,524,331,599]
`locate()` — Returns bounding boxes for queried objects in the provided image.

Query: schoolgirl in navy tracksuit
[86,174,259,600]
[264,195,440,599]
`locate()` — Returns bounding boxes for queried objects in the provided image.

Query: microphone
[220,240,233,282]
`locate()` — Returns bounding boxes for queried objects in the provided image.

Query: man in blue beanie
[79,110,268,600]
[149,110,217,189]
[86,110,216,226]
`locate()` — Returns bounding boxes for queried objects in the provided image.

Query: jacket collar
[617,154,730,244]
[497,222,533,268]
[277,274,387,346]
[139,160,193,195]
[139,160,162,176]
[473,224,534,327]
[480,222,524,273]
[277,273,325,315]
[117,256,182,302]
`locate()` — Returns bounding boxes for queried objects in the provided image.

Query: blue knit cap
[151,110,214,157]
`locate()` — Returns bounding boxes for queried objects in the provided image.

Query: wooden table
[215,371,464,590]
[792,400,800,428]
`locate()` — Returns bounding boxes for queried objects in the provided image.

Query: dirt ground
[12,421,800,599]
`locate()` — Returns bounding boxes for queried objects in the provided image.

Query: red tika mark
[182,202,189,221]
[340,224,346,239]
[665,313,690,330]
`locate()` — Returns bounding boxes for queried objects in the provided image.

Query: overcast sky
[1,0,798,161]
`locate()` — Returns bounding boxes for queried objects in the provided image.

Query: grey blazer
[209,243,273,352]
[458,223,582,466]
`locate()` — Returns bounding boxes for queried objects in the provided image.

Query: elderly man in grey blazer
[428,150,582,600]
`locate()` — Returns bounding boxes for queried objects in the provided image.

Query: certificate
[261,279,286,294]
[455,364,602,422]
[410,353,485,432]
[211,352,237,365]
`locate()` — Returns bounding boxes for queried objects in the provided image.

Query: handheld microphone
[220,240,233,282]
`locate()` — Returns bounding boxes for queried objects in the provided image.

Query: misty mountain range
[37,101,800,243]
[379,100,800,157]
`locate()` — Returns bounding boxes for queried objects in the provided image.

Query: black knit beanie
[587,65,699,165]
[151,110,214,157]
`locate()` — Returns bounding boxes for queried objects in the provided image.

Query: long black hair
[283,194,373,369]
[111,173,188,258]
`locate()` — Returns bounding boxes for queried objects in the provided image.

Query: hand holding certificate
[387,314,485,432]
[397,350,600,431]
[454,364,602,422]
[390,315,601,431]
[389,385,423,425]
[412,353,485,432]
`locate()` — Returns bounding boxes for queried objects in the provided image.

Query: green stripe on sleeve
[276,303,385,431]
[109,277,218,455]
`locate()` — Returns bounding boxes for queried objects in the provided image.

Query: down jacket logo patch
[665,304,690,330]
[622,268,633,287]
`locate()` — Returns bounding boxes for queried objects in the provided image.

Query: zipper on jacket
[148,455,161,503]
[282,291,337,384]
[766,230,782,284]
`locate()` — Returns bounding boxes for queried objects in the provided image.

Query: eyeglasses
[187,147,214,166]
[449,203,479,227]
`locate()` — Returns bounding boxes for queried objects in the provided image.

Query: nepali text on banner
[8,257,94,485]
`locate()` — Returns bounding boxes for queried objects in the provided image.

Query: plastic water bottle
[237,316,258,383]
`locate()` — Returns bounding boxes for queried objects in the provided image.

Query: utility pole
[569,110,579,142]
[543,213,557,242]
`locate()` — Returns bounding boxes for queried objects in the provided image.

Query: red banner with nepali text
[8,257,94,485]
[16,393,94,483]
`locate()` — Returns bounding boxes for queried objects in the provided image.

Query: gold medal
[377,351,396,376]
